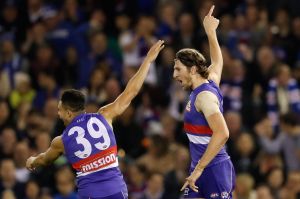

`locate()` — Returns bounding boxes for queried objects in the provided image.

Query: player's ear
[67,110,72,119]
[191,66,198,75]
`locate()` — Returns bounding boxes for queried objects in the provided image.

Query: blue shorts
[184,159,235,199]
[80,190,128,199]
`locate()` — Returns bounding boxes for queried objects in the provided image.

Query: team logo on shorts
[184,188,189,196]
[210,193,219,198]
[221,191,229,198]
[186,101,191,112]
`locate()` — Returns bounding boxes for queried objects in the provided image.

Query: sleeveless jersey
[184,80,229,169]
[61,113,126,197]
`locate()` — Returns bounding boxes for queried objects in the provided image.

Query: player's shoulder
[196,90,219,102]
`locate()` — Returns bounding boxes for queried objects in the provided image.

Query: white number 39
[68,117,111,159]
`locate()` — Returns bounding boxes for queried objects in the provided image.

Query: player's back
[184,80,229,169]
[61,113,127,198]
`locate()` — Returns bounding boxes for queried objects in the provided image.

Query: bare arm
[181,91,229,192]
[99,40,165,124]
[26,136,64,170]
[203,6,223,86]
[194,92,229,169]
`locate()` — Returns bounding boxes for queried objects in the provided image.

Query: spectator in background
[266,167,284,198]
[25,0,44,25]
[61,46,79,88]
[163,146,189,199]
[33,71,60,111]
[0,159,25,199]
[0,39,27,87]
[63,0,85,27]
[24,180,40,199]
[234,173,256,199]
[43,98,59,132]
[13,141,30,183]
[9,72,35,110]
[270,8,291,63]
[137,134,174,174]
[42,5,74,59]
[221,59,246,112]
[157,46,175,91]
[0,65,11,99]
[0,128,17,160]
[15,101,31,132]
[119,15,158,85]
[0,99,13,131]
[232,132,257,175]
[73,9,107,57]
[53,166,77,199]
[267,64,300,130]
[34,132,51,154]
[128,164,147,199]
[78,31,121,87]
[255,184,274,199]
[141,172,165,199]
[279,171,300,199]
[81,67,107,104]
[104,76,122,104]
[21,22,48,60]
[174,12,200,51]
[257,112,300,172]
[114,105,145,158]
[0,1,23,46]
[168,80,189,120]
[1,189,16,199]
[156,3,177,44]
[224,111,245,156]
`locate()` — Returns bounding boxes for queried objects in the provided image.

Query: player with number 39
[26,40,165,199]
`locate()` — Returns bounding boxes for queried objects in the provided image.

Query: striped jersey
[184,80,229,169]
[61,113,126,198]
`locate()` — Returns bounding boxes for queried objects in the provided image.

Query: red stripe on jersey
[72,146,117,170]
[184,123,213,135]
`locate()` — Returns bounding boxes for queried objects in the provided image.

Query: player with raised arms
[26,40,165,199]
[174,6,236,199]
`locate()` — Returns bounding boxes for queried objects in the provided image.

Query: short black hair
[175,48,209,78]
[61,89,85,112]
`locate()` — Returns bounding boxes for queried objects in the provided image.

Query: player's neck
[66,111,85,125]
[191,76,209,90]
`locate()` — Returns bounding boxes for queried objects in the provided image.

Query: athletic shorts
[80,190,128,199]
[183,159,235,199]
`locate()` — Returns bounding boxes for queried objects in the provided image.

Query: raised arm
[203,6,223,86]
[99,40,164,124]
[26,136,64,170]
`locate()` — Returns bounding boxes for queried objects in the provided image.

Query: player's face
[173,59,192,90]
[57,101,69,125]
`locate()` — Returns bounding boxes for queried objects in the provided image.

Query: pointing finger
[207,5,215,16]
[180,181,189,191]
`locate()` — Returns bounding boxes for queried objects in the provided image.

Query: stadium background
[0,0,300,198]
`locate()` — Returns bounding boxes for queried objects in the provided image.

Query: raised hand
[146,40,165,62]
[203,5,219,34]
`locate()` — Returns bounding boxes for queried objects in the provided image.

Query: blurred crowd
[0,0,300,199]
